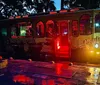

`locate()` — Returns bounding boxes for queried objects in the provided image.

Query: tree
[61,0,100,10]
[0,0,56,19]
[61,0,80,9]
[36,0,56,13]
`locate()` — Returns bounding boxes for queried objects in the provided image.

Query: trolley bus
[0,9,100,62]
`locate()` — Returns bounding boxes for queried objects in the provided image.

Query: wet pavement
[1,59,100,85]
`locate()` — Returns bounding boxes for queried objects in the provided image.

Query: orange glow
[96,52,100,55]
[23,15,28,18]
[50,11,57,14]
[13,75,34,84]
[15,16,21,18]
[90,50,94,53]
[59,10,67,13]
[55,63,63,75]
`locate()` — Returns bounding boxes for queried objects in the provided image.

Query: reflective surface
[1,60,100,85]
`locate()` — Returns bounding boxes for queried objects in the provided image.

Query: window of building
[80,14,91,35]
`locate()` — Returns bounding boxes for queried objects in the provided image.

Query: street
[1,59,100,85]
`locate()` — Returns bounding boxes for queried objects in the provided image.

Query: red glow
[57,40,60,49]
[57,46,60,49]
[60,46,69,52]
[47,79,55,85]
[81,14,90,20]
[0,56,2,60]
[55,63,63,75]
[11,36,17,38]
[42,79,55,85]
[15,16,21,18]
[50,11,57,14]
[36,21,44,35]
[13,75,34,84]
[72,20,78,31]
[60,10,67,13]
[42,80,47,85]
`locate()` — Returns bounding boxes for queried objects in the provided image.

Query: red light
[15,16,21,18]
[57,41,60,49]
[50,11,57,14]
[13,75,34,84]
[59,10,67,13]
[42,79,55,85]
[56,63,63,75]
[57,46,60,49]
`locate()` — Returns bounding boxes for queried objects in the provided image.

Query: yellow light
[90,51,94,53]
[96,52,100,55]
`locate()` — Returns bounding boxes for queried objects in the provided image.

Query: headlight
[90,50,94,53]
[96,52,100,55]
[94,43,99,48]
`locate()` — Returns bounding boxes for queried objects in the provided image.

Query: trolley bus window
[1,28,7,36]
[59,21,68,36]
[72,20,79,36]
[80,14,91,35]
[58,21,69,45]
[19,22,32,37]
[36,21,44,37]
[46,20,54,37]
[11,26,17,37]
[95,14,100,32]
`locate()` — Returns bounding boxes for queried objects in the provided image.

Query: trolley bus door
[55,20,70,58]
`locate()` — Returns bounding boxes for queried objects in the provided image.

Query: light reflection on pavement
[86,67,100,84]
[1,60,100,85]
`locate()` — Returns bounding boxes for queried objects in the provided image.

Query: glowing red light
[42,79,55,85]
[57,41,60,49]
[55,63,63,75]
[42,80,47,85]
[13,75,34,84]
